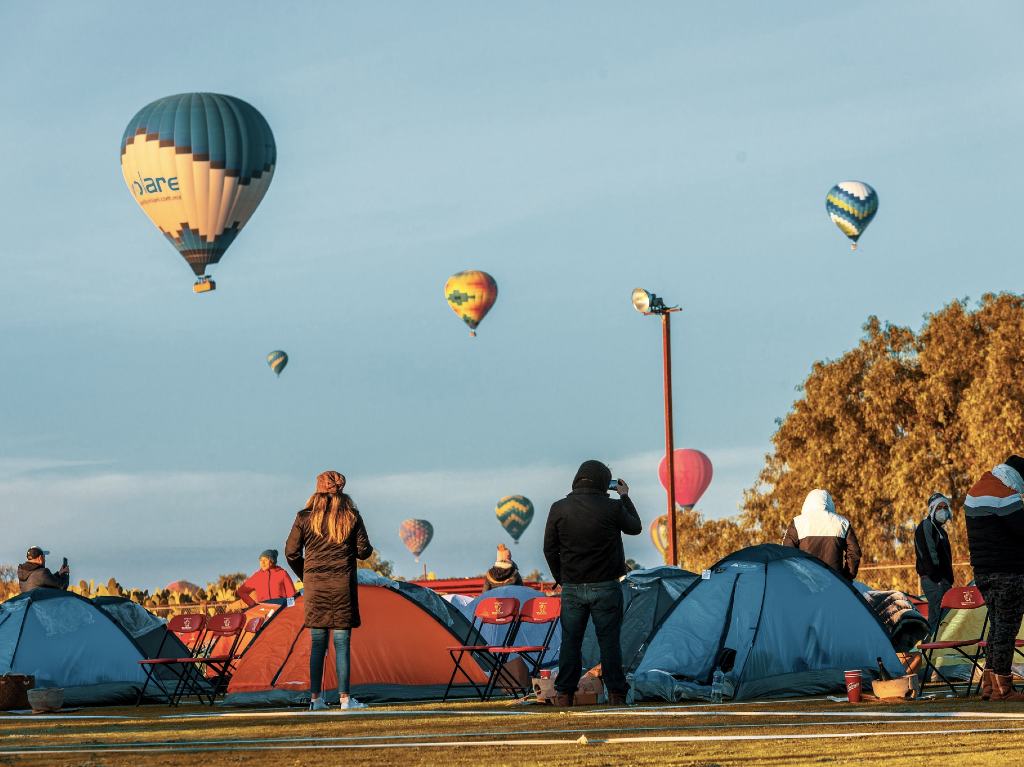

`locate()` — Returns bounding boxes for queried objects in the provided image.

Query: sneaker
[338,696,367,710]
[309,697,329,711]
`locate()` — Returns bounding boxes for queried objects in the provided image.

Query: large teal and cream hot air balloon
[495,495,534,544]
[826,181,878,250]
[266,350,288,376]
[120,93,276,293]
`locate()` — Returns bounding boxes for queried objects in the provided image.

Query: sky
[3,2,1024,589]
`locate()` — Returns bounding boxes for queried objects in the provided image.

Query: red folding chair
[168,612,248,705]
[486,597,561,698]
[918,586,988,697]
[443,597,520,702]
[136,613,208,705]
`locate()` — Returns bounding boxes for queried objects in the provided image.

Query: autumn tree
[357,550,395,579]
[734,293,1024,590]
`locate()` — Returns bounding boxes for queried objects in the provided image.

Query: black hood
[572,460,612,491]
[17,562,42,582]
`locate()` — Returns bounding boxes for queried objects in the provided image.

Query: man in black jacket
[18,546,69,593]
[914,492,955,635]
[543,459,642,706]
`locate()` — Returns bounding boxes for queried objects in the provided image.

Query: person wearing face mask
[914,492,955,635]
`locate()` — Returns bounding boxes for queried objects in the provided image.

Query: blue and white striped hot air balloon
[120,93,276,293]
[826,181,878,251]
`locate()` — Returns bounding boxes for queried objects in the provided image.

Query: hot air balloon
[399,519,433,562]
[650,515,669,562]
[495,495,534,543]
[120,93,276,293]
[657,449,713,510]
[826,181,878,251]
[445,271,498,336]
[266,350,288,376]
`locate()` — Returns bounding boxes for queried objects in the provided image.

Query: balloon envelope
[825,181,878,248]
[266,350,288,376]
[445,271,498,336]
[399,519,434,560]
[121,92,276,282]
[495,495,534,542]
[650,515,669,562]
[657,449,713,510]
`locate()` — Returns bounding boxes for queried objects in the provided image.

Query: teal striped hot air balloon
[120,93,276,292]
[495,495,534,544]
[266,350,288,376]
[826,181,878,250]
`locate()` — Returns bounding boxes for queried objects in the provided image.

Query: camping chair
[167,612,248,705]
[136,613,208,705]
[918,585,988,697]
[486,597,561,699]
[443,597,521,702]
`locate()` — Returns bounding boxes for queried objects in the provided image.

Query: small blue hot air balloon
[266,350,288,376]
[826,181,878,250]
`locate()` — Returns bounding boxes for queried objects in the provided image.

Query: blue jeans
[556,580,626,695]
[309,628,351,695]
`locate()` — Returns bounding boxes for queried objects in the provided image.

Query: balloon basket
[193,277,216,294]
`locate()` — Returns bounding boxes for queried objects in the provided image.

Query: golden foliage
[671,294,1024,593]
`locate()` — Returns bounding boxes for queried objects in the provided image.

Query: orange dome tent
[226,585,493,704]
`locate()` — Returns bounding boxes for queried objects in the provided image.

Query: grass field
[3,697,1024,767]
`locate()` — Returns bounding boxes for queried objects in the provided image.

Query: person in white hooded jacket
[782,489,862,580]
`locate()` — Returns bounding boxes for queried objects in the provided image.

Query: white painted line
[161,708,534,719]
[606,727,1015,744]
[576,708,1024,720]
[1,726,1017,755]
[2,719,1009,753]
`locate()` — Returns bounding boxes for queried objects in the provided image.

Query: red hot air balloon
[657,449,713,510]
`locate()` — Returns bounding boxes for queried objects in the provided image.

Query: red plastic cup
[539,670,551,680]
[844,670,862,703]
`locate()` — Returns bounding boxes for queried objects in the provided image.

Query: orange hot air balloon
[650,515,669,563]
[657,449,713,510]
[444,270,498,336]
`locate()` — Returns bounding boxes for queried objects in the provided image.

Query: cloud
[1,446,768,589]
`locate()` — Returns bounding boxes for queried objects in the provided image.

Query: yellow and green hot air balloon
[266,350,288,376]
[120,93,276,293]
[445,270,498,336]
[495,495,533,544]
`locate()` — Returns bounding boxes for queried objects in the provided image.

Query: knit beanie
[260,549,278,565]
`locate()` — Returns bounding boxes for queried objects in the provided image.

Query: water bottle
[876,657,893,681]
[711,668,724,704]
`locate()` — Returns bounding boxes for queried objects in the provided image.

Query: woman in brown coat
[286,470,373,710]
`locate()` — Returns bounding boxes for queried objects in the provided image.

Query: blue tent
[629,545,903,702]
[0,590,151,706]
[583,566,698,671]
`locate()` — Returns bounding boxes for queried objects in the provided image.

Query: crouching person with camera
[543,460,642,706]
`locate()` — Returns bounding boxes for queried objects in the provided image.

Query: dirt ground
[3,697,1024,767]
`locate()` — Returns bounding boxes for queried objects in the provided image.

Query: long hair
[306,492,358,544]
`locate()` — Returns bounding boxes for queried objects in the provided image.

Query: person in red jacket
[236,549,296,606]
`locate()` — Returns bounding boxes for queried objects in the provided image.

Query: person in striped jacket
[965,455,1024,701]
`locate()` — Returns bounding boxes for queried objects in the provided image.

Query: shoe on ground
[552,692,574,707]
[607,691,629,706]
[309,697,329,711]
[339,696,367,710]
[990,673,1024,702]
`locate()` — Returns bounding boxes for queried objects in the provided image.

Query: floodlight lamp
[632,288,653,314]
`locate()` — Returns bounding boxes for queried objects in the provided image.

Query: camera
[608,479,620,490]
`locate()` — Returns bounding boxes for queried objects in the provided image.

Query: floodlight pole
[660,309,681,566]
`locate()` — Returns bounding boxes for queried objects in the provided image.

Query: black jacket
[18,562,69,593]
[285,509,373,628]
[544,489,642,585]
[482,562,523,592]
[914,518,954,584]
